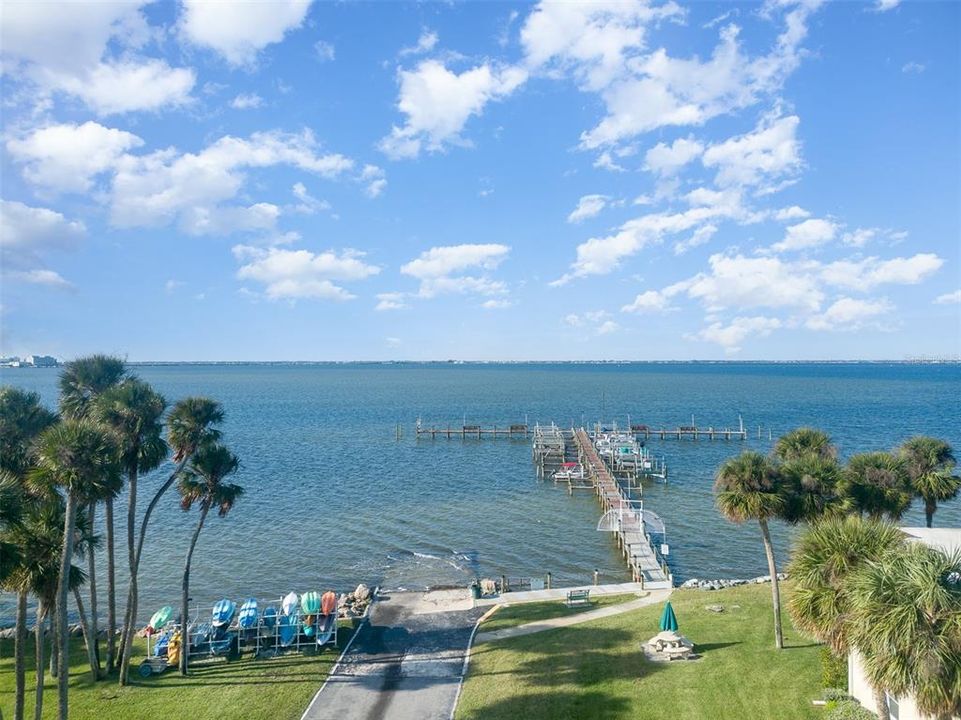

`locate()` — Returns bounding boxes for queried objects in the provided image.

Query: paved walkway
[302,590,483,720]
[473,581,655,607]
[473,588,672,645]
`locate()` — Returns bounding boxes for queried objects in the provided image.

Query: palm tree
[32,419,119,720]
[15,497,88,720]
[773,427,837,463]
[59,355,126,679]
[846,542,961,720]
[94,378,168,673]
[787,515,905,719]
[779,454,842,523]
[1,386,57,720]
[898,436,960,528]
[839,452,913,521]
[714,451,787,649]
[118,397,224,685]
[177,443,242,675]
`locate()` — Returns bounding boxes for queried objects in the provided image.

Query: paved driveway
[302,591,483,720]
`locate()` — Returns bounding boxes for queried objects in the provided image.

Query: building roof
[901,527,961,556]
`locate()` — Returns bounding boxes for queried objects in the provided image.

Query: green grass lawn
[480,593,640,634]
[1,626,351,720]
[457,583,823,720]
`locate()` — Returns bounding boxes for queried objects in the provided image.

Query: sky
[1,0,959,361]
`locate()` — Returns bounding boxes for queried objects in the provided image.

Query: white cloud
[554,186,750,283]
[401,243,510,298]
[673,223,717,255]
[644,136,703,175]
[181,203,281,236]
[521,0,685,92]
[400,30,439,57]
[230,93,263,110]
[6,121,143,194]
[360,165,387,198]
[772,217,838,252]
[379,60,527,159]
[233,245,379,301]
[385,336,402,347]
[9,269,73,289]
[902,61,925,74]
[702,114,801,189]
[375,292,409,311]
[0,2,194,115]
[593,151,627,172]
[567,194,609,223]
[0,200,86,256]
[314,41,335,62]
[934,290,961,305]
[841,228,876,248]
[291,182,330,214]
[774,205,810,221]
[820,253,944,291]
[806,297,892,331]
[621,289,672,313]
[875,0,900,11]
[693,316,781,353]
[52,60,196,115]
[481,299,512,309]
[110,130,353,230]
[680,253,824,312]
[597,319,621,335]
[579,2,817,149]
[179,0,312,65]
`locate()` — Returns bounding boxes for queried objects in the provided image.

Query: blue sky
[1,0,958,361]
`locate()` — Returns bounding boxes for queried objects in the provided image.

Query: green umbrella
[659,601,678,632]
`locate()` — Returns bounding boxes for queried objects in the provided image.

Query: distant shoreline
[3,359,956,367]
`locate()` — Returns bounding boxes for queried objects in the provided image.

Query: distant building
[0,356,21,367]
[848,527,961,720]
[25,355,58,367]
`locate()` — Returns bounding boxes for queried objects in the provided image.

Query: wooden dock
[414,419,746,441]
[415,421,531,439]
[571,430,672,588]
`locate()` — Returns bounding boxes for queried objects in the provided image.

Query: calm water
[2,362,959,623]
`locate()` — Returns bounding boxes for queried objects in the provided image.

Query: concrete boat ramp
[302,582,662,720]
[301,589,483,720]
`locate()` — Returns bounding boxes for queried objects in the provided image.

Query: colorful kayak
[209,624,233,655]
[314,613,336,646]
[301,591,321,615]
[279,592,299,646]
[321,591,336,616]
[212,598,236,628]
[301,591,320,637]
[147,606,173,634]
[262,606,278,629]
[238,598,258,630]
[278,613,297,646]
[281,592,298,616]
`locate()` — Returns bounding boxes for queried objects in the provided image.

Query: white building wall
[849,651,954,720]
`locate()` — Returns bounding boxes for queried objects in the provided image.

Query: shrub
[825,699,877,720]
[823,688,849,703]
[820,646,848,689]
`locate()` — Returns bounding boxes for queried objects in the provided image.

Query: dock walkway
[572,430,671,588]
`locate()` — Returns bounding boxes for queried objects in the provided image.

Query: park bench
[566,589,591,607]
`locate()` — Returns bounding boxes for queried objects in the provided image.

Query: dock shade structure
[659,602,679,633]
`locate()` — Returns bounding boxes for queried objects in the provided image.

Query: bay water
[2,362,959,624]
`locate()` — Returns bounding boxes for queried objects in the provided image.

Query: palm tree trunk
[14,589,27,720]
[86,500,101,678]
[925,499,936,528]
[105,496,117,673]
[758,518,784,649]
[73,586,99,681]
[56,492,78,720]
[35,604,47,720]
[874,687,891,720]
[180,506,209,676]
[119,463,183,686]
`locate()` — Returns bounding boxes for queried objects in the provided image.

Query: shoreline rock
[679,573,788,590]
